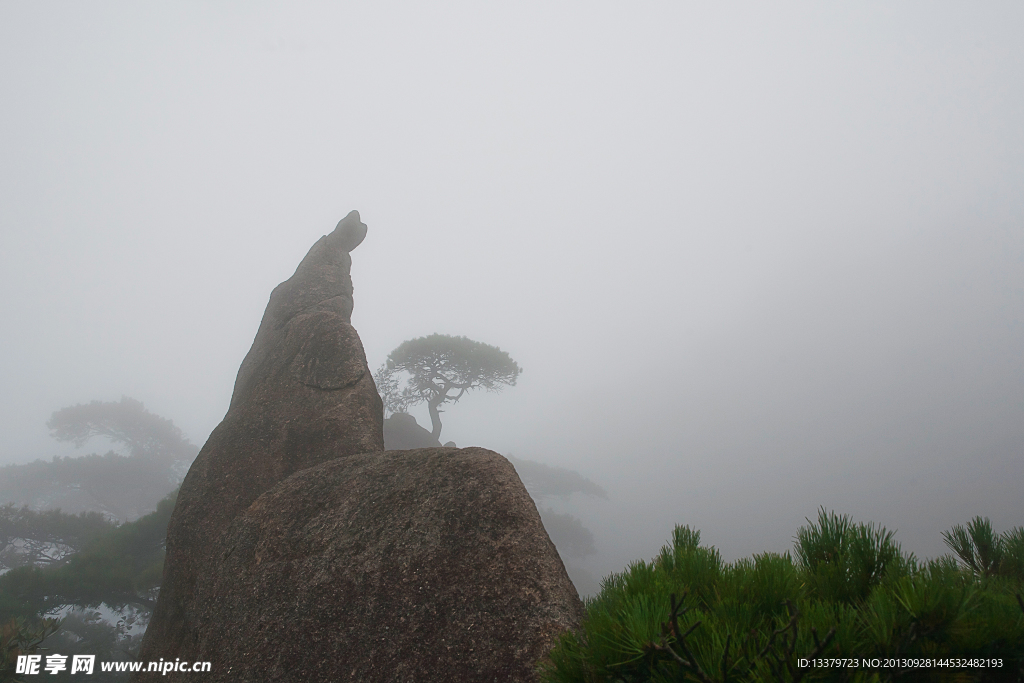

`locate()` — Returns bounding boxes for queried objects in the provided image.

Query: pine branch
[647,592,716,683]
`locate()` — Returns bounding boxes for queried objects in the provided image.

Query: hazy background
[2,2,1022,581]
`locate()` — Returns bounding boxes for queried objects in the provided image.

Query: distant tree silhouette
[375,335,521,440]
[0,399,196,523]
[0,451,185,524]
[46,397,195,462]
[504,455,607,569]
[505,455,608,501]
[537,508,597,559]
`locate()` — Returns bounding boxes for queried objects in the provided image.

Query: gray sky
[2,2,1022,578]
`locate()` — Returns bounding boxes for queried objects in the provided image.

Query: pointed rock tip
[330,210,367,252]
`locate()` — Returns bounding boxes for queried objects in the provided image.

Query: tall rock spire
[135,210,583,682]
[137,211,383,663]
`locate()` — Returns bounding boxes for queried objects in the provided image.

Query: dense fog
[2,3,1022,585]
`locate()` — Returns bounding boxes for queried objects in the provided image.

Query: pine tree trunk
[428,396,443,441]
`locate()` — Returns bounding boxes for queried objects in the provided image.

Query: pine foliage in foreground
[541,510,1024,682]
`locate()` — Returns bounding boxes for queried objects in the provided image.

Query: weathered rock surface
[383,412,442,450]
[136,211,384,670]
[165,447,584,682]
[135,211,583,681]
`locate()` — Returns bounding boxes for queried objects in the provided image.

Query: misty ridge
[0,393,607,586]
[0,395,609,680]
